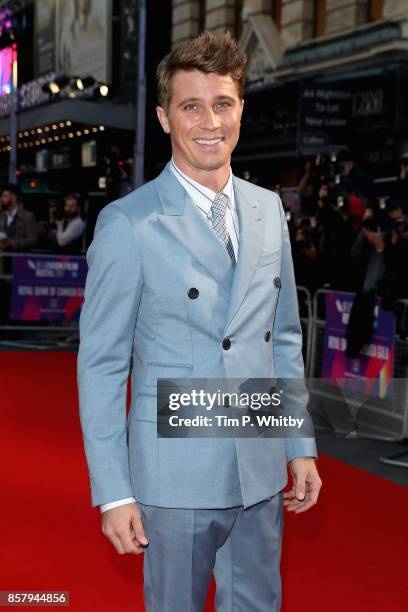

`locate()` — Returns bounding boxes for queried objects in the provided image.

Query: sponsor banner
[10,255,86,321]
[322,291,395,399]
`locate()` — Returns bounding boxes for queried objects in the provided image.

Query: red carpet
[0,352,406,611]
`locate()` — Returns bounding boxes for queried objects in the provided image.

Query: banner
[56,0,112,83]
[34,0,56,76]
[10,255,86,321]
[322,291,395,399]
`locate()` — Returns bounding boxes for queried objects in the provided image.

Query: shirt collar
[7,206,18,219]
[170,158,235,217]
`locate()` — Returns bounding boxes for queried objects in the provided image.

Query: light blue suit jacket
[77,162,317,510]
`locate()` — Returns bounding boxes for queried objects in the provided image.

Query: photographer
[292,215,324,293]
[383,201,408,300]
[47,193,85,255]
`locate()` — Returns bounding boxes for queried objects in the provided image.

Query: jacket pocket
[144,362,193,387]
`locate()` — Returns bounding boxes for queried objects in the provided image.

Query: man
[78,32,322,611]
[47,193,85,255]
[0,183,38,253]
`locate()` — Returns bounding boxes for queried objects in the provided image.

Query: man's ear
[156,106,171,134]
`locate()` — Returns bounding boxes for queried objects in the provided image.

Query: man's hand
[284,457,322,514]
[362,227,384,252]
[101,502,148,554]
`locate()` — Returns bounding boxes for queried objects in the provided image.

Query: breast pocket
[259,247,281,268]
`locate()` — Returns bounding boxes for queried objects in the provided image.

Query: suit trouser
[137,491,283,612]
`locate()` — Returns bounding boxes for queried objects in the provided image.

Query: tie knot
[212,192,229,218]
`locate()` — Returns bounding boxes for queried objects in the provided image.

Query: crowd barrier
[306,288,408,448]
[0,252,82,349]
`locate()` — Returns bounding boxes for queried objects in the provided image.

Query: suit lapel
[223,176,264,332]
[154,164,265,327]
[155,163,233,293]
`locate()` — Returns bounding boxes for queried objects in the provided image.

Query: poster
[56,0,112,83]
[34,0,56,76]
[322,291,395,399]
[10,255,87,321]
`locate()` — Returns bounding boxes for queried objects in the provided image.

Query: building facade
[169,0,408,188]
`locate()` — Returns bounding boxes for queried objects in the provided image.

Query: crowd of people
[0,184,86,256]
[279,151,408,308]
[0,150,407,309]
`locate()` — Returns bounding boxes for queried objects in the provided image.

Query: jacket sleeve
[77,202,143,507]
[272,194,318,463]
[9,211,38,251]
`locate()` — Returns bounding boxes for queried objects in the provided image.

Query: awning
[0,98,135,136]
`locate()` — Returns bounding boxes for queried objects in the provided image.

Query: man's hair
[157,31,247,112]
[64,193,80,203]
[2,182,21,197]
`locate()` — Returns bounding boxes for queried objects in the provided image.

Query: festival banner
[10,255,86,321]
[322,291,395,399]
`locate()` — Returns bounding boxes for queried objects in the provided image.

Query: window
[368,0,383,22]
[272,0,282,30]
[235,0,244,38]
[313,0,326,38]
[198,0,206,33]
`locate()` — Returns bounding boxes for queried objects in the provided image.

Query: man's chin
[193,155,230,173]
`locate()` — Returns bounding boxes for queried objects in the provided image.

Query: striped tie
[211,192,236,265]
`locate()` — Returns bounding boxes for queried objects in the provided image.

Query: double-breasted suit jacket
[77,162,317,510]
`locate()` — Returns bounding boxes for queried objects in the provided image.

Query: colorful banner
[10,255,86,321]
[322,291,395,399]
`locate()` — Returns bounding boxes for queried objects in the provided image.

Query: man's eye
[217,101,231,108]
[184,104,197,111]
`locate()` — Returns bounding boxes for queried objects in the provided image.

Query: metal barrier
[308,288,408,441]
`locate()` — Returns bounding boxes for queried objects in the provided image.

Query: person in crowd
[105,145,132,201]
[0,183,38,253]
[292,215,324,293]
[396,154,408,205]
[0,183,38,323]
[337,150,374,206]
[298,158,322,216]
[382,201,408,301]
[46,193,86,255]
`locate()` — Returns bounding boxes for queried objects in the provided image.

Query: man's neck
[172,156,230,193]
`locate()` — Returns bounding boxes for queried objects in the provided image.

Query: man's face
[319,185,328,200]
[389,207,404,222]
[1,190,15,209]
[156,69,244,174]
[64,198,79,218]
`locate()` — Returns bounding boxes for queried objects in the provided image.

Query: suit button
[188,287,199,299]
[223,338,231,350]
[264,330,271,342]
[274,276,281,288]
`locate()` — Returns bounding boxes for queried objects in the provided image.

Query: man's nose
[199,107,221,130]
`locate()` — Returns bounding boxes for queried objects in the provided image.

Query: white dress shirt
[100,160,240,513]
[5,206,18,228]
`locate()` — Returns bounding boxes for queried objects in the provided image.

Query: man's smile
[193,137,225,146]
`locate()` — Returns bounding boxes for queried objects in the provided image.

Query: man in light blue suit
[77,31,322,611]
